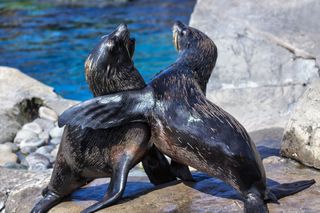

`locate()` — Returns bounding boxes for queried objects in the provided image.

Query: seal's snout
[173,20,187,33]
[115,23,129,38]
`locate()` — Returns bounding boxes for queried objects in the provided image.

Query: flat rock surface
[3,128,320,213]
[190,0,320,132]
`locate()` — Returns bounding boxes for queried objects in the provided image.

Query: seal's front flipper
[142,146,177,185]
[269,179,315,200]
[80,156,131,213]
[30,190,63,213]
[170,161,194,182]
[58,87,154,130]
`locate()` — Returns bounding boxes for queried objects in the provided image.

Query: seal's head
[85,24,141,96]
[172,21,217,92]
[85,23,135,78]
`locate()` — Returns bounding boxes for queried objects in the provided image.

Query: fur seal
[59,21,315,213]
[31,24,192,213]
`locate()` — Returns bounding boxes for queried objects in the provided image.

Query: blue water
[0,0,196,100]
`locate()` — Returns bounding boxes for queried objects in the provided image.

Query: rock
[33,118,54,132]
[4,142,19,152]
[20,146,37,155]
[35,145,55,156]
[0,143,12,153]
[189,0,320,132]
[38,106,58,122]
[0,150,17,166]
[50,137,61,145]
[50,144,60,158]
[21,122,42,134]
[0,66,77,143]
[0,167,51,213]
[38,132,50,144]
[19,138,45,149]
[25,153,51,171]
[3,162,28,170]
[281,80,320,169]
[13,129,37,144]
[49,126,64,138]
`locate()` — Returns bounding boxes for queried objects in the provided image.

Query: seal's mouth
[172,21,187,52]
[114,24,133,58]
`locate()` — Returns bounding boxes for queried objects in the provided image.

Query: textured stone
[25,153,51,171]
[50,144,60,158]
[0,66,77,143]
[49,126,64,138]
[4,142,18,153]
[281,80,320,169]
[189,0,320,132]
[13,129,37,144]
[50,138,61,145]
[21,122,43,135]
[38,106,58,122]
[0,151,17,166]
[35,145,55,156]
[19,138,45,149]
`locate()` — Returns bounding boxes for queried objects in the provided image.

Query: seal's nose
[115,23,128,37]
[173,21,187,33]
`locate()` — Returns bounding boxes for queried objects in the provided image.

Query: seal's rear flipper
[58,87,154,130]
[170,161,194,182]
[142,146,177,185]
[269,179,315,200]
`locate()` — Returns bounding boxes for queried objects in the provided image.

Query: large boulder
[281,80,320,169]
[0,66,77,143]
[189,0,320,132]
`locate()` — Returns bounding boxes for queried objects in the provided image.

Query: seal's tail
[268,179,315,200]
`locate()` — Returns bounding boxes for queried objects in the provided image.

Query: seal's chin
[173,31,180,52]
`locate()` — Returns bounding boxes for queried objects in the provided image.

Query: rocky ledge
[1,128,320,212]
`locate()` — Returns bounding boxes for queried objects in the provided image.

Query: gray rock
[281,80,320,169]
[38,106,58,122]
[25,153,51,171]
[13,129,37,144]
[0,144,12,153]
[50,137,61,145]
[189,0,320,132]
[33,118,54,132]
[35,145,55,156]
[3,162,28,170]
[38,131,50,143]
[19,138,45,150]
[21,122,42,134]
[0,150,17,166]
[49,126,64,138]
[20,146,37,155]
[50,144,60,158]
[0,66,77,143]
[4,142,18,153]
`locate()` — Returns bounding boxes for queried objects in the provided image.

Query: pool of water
[0,0,196,100]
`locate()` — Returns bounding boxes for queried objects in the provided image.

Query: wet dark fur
[31,24,191,213]
[59,21,315,213]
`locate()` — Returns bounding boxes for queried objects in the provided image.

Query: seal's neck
[175,47,217,93]
[86,64,145,97]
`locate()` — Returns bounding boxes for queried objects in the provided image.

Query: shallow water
[0,0,196,100]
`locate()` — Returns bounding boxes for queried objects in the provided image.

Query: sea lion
[59,21,315,213]
[31,24,192,213]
